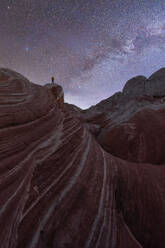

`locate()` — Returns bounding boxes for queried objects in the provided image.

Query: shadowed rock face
[0,68,165,248]
[123,76,147,97]
[97,108,165,164]
[83,68,165,165]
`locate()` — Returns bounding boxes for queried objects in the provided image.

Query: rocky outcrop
[146,68,165,97]
[0,68,165,248]
[122,68,165,97]
[83,68,165,164]
[122,76,147,96]
[45,83,64,109]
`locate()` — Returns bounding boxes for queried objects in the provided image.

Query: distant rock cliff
[0,68,165,248]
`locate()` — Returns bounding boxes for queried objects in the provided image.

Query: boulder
[122,76,147,96]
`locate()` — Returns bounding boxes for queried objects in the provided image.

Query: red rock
[97,108,165,164]
[0,68,165,248]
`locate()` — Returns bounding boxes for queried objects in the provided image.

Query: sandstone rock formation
[83,68,165,164]
[0,68,165,248]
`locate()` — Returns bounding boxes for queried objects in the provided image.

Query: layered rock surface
[0,68,165,248]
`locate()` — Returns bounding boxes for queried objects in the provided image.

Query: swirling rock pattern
[0,68,165,248]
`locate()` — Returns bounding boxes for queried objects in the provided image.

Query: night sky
[1,0,165,108]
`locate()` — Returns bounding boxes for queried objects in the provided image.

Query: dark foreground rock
[0,68,165,248]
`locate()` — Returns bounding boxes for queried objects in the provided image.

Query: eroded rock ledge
[0,68,165,248]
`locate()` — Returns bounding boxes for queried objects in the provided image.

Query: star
[25,47,30,53]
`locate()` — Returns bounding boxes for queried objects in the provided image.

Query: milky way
[0,0,165,108]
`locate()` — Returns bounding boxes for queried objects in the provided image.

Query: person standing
[51,76,55,84]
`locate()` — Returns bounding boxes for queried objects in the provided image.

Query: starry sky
[1,0,165,108]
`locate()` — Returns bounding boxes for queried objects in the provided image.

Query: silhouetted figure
[51,76,55,84]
